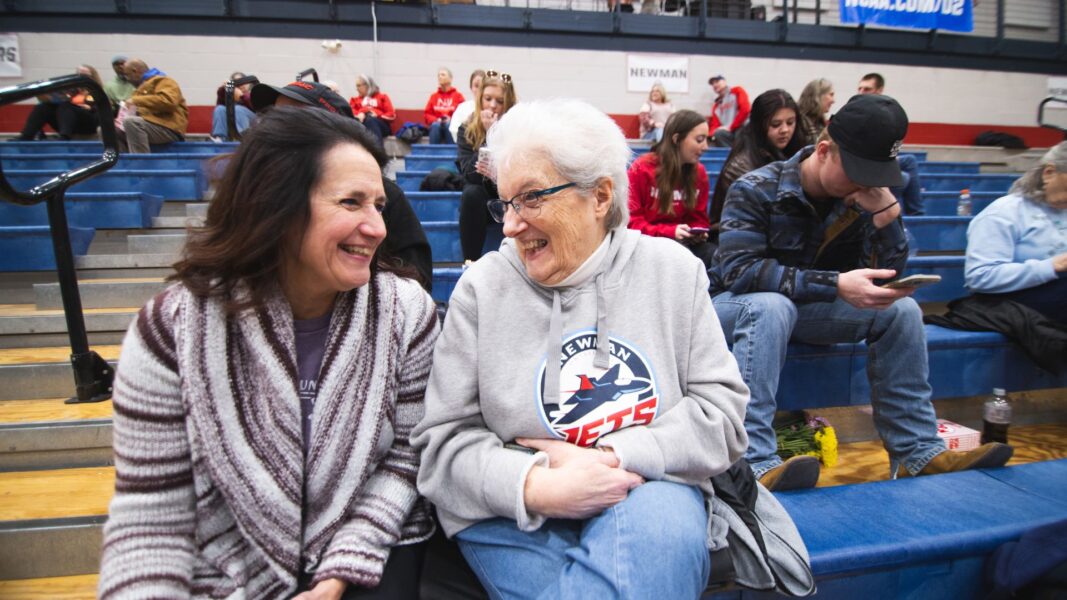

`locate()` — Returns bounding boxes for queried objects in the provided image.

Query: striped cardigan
[98,272,439,599]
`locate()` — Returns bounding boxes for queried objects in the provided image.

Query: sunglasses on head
[485,70,513,85]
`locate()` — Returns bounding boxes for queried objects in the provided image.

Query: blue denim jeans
[428,119,454,144]
[455,481,710,600]
[891,154,924,215]
[210,104,255,138]
[711,292,945,478]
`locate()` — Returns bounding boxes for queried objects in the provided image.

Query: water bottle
[957,188,973,217]
[981,388,1011,444]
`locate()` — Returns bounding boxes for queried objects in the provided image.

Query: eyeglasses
[487,182,576,223]
[484,70,513,85]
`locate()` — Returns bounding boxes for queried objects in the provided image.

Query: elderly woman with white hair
[349,74,396,144]
[412,99,750,598]
[964,141,1067,323]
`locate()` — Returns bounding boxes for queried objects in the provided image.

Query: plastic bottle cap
[993,387,1006,396]
[961,188,970,193]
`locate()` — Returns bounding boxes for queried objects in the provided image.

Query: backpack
[420,167,464,192]
[396,121,429,144]
[975,130,1028,149]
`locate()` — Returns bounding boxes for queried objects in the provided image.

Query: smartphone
[689,227,710,234]
[881,274,942,289]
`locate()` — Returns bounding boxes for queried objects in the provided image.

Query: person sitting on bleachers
[708,74,749,147]
[964,142,1067,324]
[98,107,438,599]
[250,79,433,290]
[710,89,806,235]
[102,55,135,111]
[209,71,255,142]
[710,94,1013,491]
[16,64,102,141]
[115,59,188,154]
[349,74,396,145]
[455,70,517,262]
[424,67,465,144]
[857,73,924,214]
[638,82,674,142]
[626,109,715,268]
[448,69,485,143]
[797,78,834,143]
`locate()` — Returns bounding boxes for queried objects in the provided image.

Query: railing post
[995,0,1005,46]
[815,0,821,25]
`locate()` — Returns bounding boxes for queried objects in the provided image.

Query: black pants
[19,102,98,140]
[298,542,426,599]
[362,115,392,147]
[988,277,1067,325]
[459,183,494,262]
[686,240,717,270]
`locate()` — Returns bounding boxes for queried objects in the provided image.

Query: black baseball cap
[827,94,908,188]
[250,80,354,118]
[708,74,725,84]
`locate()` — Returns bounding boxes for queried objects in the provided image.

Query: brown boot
[909,442,1014,477]
[759,455,821,492]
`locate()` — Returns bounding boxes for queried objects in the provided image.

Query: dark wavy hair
[651,109,706,214]
[171,106,407,314]
[711,89,805,224]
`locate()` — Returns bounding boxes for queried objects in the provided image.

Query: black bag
[420,167,465,192]
[975,130,1028,149]
[397,121,429,144]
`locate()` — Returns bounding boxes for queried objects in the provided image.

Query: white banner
[627,54,689,94]
[0,33,20,78]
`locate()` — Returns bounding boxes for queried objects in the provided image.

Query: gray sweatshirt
[413,228,749,537]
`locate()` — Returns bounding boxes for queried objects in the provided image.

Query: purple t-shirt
[294,312,333,453]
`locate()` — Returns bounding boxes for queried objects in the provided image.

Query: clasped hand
[517,438,643,520]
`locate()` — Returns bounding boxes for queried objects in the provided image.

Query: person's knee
[740,293,798,333]
[623,482,707,556]
[879,296,922,332]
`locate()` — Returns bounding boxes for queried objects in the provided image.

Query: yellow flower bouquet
[775,416,838,468]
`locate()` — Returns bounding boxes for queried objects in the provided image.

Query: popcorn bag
[936,419,980,452]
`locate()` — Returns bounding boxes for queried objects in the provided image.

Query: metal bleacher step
[150,215,203,228]
[34,278,165,310]
[0,398,113,471]
[125,233,186,255]
[0,466,112,580]
[0,304,138,349]
[0,345,120,402]
[0,573,99,599]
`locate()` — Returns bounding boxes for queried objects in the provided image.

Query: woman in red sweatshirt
[627,109,714,268]
[349,74,396,145]
[423,67,465,144]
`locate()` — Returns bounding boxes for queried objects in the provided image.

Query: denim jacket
[709,146,909,302]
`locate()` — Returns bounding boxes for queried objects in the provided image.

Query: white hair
[1009,141,1067,205]
[486,98,631,231]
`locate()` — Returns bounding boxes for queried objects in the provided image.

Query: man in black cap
[708,94,1012,491]
[250,80,433,291]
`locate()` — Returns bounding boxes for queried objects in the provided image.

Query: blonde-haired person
[455,70,518,261]
[18,64,102,141]
[349,74,396,145]
[797,78,835,143]
[449,69,486,142]
[638,82,674,142]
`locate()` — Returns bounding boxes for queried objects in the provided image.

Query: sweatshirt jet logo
[538,332,659,447]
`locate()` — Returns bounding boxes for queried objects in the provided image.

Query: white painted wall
[3,31,1055,126]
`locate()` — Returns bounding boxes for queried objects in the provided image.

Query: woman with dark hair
[710,89,806,228]
[98,107,439,600]
[349,74,396,144]
[626,109,715,267]
[17,64,102,140]
[455,70,518,261]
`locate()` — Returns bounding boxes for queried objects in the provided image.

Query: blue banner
[840,0,973,33]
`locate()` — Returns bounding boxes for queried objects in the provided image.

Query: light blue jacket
[965,193,1067,293]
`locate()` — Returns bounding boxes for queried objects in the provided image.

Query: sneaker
[906,442,1014,477]
[209,135,226,143]
[758,455,821,492]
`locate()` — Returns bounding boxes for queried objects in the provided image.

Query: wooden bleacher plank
[0,304,138,318]
[0,466,113,520]
[0,398,112,425]
[0,345,122,366]
[0,574,98,600]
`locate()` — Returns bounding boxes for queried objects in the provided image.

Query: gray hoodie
[413,228,750,537]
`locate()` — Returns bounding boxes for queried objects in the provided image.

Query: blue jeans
[891,154,924,215]
[211,104,255,138]
[455,481,710,600]
[642,128,663,142]
[711,292,945,478]
[428,119,454,144]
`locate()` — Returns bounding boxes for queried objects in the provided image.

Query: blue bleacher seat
[404,156,459,172]
[904,216,969,253]
[1,153,225,172]
[407,191,462,222]
[0,140,238,155]
[6,169,205,200]
[0,192,164,229]
[919,173,1018,193]
[902,256,966,302]
[922,191,999,216]
[916,161,981,174]
[0,225,95,271]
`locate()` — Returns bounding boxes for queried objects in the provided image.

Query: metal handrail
[225,74,259,142]
[0,74,118,404]
[1038,96,1067,140]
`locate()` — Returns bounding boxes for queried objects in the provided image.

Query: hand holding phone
[689,227,709,235]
